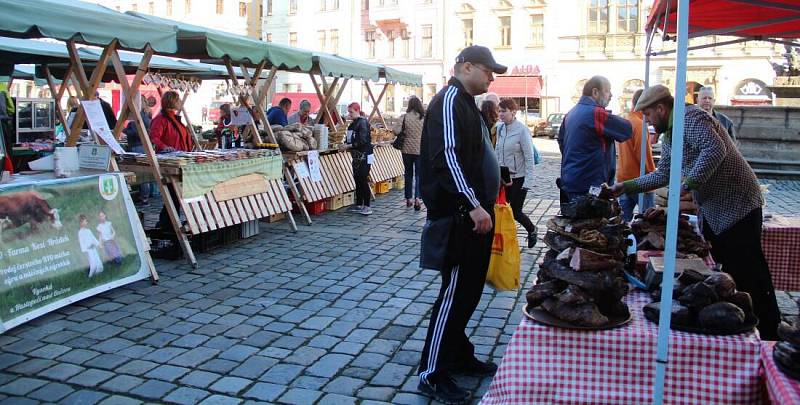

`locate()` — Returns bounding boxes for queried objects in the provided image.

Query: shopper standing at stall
[495,98,537,248]
[417,45,505,404]
[267,97,291,126]
[558,76,632,200]
[394,96,425,210]
[215,103,240,149]
[341,102,374,216]
[607,84,780,339]
[150,90,193,230]
[698,86,736,140]
[480,99,500,148]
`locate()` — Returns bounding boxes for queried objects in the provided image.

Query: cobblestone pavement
[0,139,798,404]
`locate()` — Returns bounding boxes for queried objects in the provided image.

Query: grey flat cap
[634,84,672,111]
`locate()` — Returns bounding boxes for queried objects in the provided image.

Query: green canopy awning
[313,53,381,82]
[381,66,422,86]
[0,0,178,53]
[125,11,313,71]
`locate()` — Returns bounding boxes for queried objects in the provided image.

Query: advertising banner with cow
[0,173,150,332]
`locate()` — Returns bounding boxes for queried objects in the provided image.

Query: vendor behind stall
[288,99,312,125]
[214,103,240,149]
[267,97,291,126]
[150,90,193,230]
[607,85,780,339]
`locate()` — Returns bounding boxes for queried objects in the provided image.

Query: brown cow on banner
[0,191,63,236]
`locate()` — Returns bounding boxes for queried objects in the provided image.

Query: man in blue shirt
[267,97,292,126]
[558,75,632,200]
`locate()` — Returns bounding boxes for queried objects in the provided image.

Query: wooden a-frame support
[43,40,162,278]
[223,57,306,228]
[364,81,388,128]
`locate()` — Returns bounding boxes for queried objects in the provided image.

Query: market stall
[0,0,169,332]
[762,341,800,404]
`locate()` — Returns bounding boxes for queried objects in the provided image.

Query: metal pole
[653,0,689,403]
[639,30,653,211]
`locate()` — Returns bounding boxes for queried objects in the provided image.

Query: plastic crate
[295,199,326,215]
[394,175,405,190]
[241,220,260,238]
[342,191,355,207]
[374,181,390,194]
[325,194,345,211]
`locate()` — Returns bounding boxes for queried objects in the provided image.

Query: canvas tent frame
[641,0,800,403]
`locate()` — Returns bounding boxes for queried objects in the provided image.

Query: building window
[132,3,138,11]
[530,14,544,46]
[289,0,297,15]
[265,33,273,42]
[588,0,609,34]
[379,0,385,6]
[289,32,298,47]
[387,31,396,58]
[499,16,511,47]
[617,0,638,33]
[320,0,326,11]
[318,30,327,51]
[330,29,339,54]
[166,0,172,15]
[239,1,246,17]
[462,19,473,48]
[401,28,410,58]
[366,31,376,58]
[216,0,223,14]
[332,0,339,10]
[386,84,395,113]
[267,0,272,15]
[421,25,432,58]
[116,5,121,11]
[185,0,191,14]
[148,1,154,14]
[362,0,369,10]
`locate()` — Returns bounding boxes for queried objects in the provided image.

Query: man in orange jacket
[617,89,656,221]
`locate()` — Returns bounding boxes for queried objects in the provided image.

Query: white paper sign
[307,151,322,182]
[231,107,252,126]
[81,100,125,154]
[79,144,112,170]
[295,161,310,179]
[367,154,375,165]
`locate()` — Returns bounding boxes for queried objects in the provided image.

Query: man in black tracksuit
[417,45,506,404]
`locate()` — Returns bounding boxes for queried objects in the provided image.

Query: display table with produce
[482,291,763,404]
[118,149,291,235]
[761,215,800,292]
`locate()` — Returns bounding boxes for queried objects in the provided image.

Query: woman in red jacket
[151,91,193,230]
[149,91,193,153]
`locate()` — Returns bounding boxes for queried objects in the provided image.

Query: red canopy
[488,76,542,98]
[646,0,800,39]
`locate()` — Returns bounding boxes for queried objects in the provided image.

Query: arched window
[619,79,644,113]
[588,0,609,34]
[572,79,589,103]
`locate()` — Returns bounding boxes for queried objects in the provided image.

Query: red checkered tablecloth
[481,292,763,405]
[761,342,800,405]
[762,215,800,292]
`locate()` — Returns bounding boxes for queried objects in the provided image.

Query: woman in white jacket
[495,98,537,248]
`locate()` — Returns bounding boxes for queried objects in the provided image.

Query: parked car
[543,113,565,139]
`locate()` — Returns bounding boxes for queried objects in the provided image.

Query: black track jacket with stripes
[420,77,491,220]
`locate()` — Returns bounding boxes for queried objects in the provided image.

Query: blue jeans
[402,153,421,199]
[619,192,655,222]
[130,145,154,201]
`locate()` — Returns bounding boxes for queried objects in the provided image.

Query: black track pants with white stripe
[418,216,493,383]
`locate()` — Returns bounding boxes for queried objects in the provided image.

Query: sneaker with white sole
[360,207,373,216]
[347,205,363,213]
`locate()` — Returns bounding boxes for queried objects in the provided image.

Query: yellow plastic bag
[486,187,521,291]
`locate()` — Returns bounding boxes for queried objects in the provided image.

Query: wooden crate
[325,194,345,211]
[262,212,286,223]
[374,181,390,194]
[342,191,355,207]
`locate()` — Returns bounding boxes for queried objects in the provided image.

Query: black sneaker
[451,357,499,377]
[527,228,538,248]
[418,375,470,405]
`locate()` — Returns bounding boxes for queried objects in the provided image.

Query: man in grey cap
[417,45,505,404]
[607,84,779,339]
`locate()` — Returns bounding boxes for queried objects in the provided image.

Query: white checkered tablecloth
[762,215,800,292]
[761,342,800,405]
[481,292,763,405]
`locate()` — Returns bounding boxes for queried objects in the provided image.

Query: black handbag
[392,115,406,150]
[420,216,453,270]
